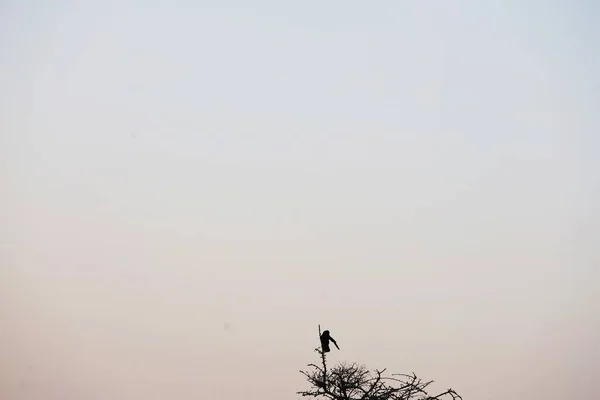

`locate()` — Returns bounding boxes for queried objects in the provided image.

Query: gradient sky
[1,2,599,399]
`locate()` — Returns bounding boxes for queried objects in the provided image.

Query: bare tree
[298,327,462,400]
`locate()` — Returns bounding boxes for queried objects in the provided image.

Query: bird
[320,330,340,353]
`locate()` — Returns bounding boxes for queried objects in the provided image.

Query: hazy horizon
[2,2,599,399]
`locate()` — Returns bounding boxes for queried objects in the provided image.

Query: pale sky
[1,1,599,399]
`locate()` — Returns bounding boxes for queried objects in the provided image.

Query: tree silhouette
[298,327,462,400]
